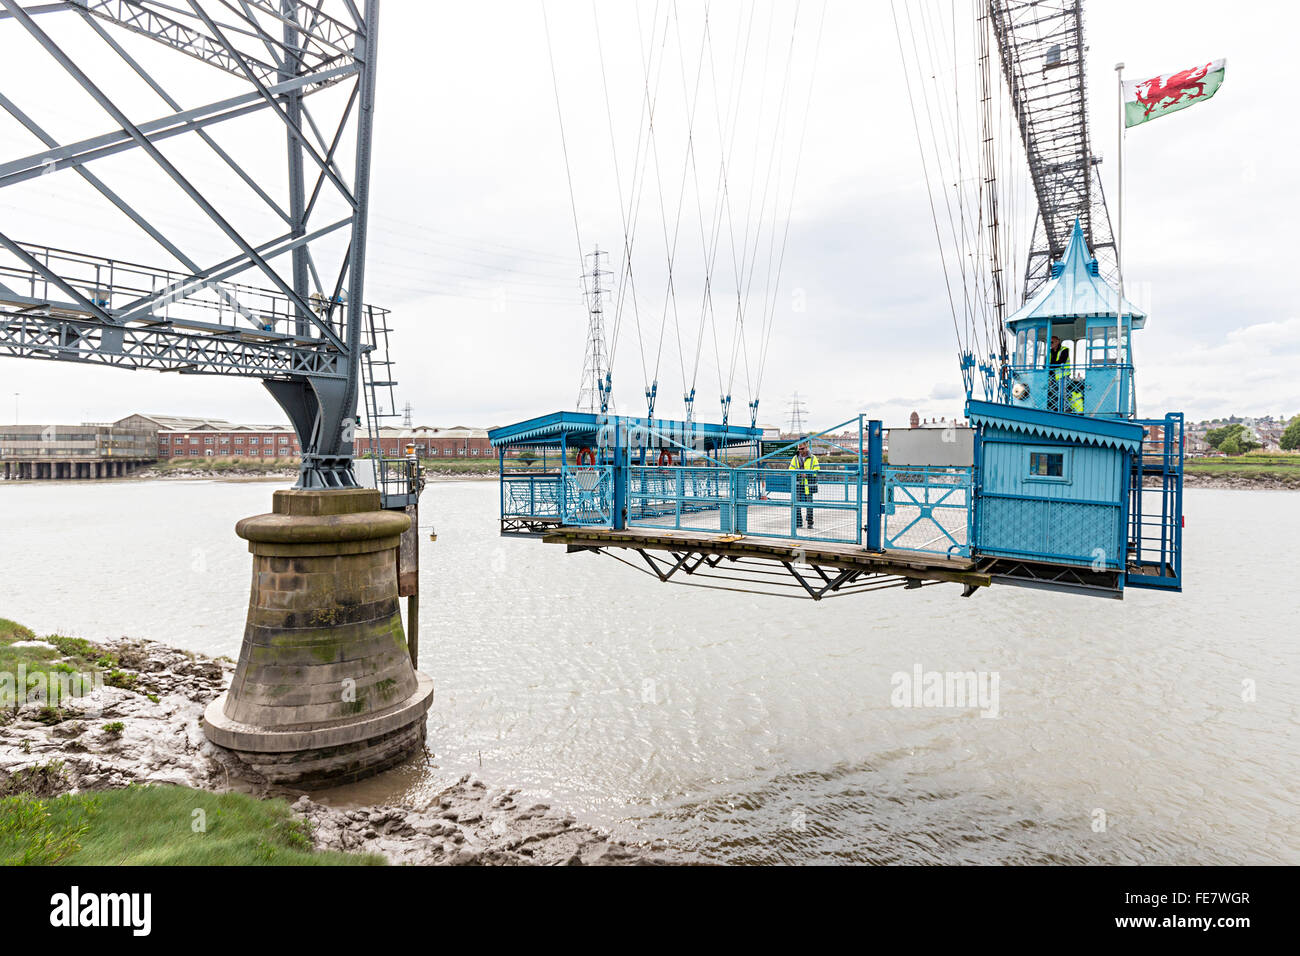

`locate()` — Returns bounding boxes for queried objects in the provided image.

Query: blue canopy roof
[489,410,762,449]
[1007,220,1145,331]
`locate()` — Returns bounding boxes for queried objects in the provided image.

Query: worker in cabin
[788,439,820,530]
[1048,333,1072,412]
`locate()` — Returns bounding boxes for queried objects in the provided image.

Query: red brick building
[156,419,301,459]
[155,420,493,460]
[354,426,493,459]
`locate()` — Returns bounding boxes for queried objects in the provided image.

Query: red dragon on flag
[1123,59,1226,127]
[1135,63,1211,117]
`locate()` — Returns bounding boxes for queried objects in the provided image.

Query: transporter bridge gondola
[493,1,1185,601]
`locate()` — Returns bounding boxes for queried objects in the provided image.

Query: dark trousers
[795,487,814,529]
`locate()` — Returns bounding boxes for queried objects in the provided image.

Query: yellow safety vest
[1051,346,1083,413]
[1067,381,1084,413]
[788,454,819,494]
[1052,365,1084,413]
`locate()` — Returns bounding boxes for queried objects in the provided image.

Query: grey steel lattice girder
[988,0,1117,298]
[0,0,383,490]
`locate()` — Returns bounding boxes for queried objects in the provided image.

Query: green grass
[418,458,498,475]
[0,789,88,864]
[0,785,384,865]
[142,457,296,476]
[0,619,108,709]
[2,617,382,865]
[0,617,41,646]
[1184,452,1300,484]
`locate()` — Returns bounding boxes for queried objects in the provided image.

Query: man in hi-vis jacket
[788,440,820,530]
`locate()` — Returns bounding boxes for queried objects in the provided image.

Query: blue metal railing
[627,465,732,532]
[883,466,974,556]
[497,417,898,550]
[1126,414,1183,590]
[1005,363,1134,418]
[619,417,871,544]
[732,465,862,544]
[625,463,865,543]
[734,417,867,546]
[501,473,562,519]
[560,465,614,526]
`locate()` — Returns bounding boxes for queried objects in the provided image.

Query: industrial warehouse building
[0,417,156,479]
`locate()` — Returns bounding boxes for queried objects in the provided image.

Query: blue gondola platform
[490,224,1183,600]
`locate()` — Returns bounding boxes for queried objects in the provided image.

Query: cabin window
[1088,325,1121,366]
[1016,327,1047,367]
[1015,328,1043,366]
[1027,450,1067,480]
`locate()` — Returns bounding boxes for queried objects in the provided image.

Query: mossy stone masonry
[203,488,434,786]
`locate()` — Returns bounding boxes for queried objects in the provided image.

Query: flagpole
[1115,61,1129,415]
[1115,62,1124,287]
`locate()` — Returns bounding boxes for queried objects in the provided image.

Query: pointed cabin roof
[1007,220,1145,329]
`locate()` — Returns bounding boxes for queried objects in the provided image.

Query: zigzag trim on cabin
[968,415,1143,451]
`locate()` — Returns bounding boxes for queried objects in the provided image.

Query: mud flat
[0,629,674,865]
[1172,472,1299,490]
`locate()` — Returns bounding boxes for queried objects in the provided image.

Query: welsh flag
[1123,59,1226,127]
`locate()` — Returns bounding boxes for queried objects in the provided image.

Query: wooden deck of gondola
[541,525,992,596]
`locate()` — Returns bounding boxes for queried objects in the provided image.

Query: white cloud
[1140,317,1300,420]
[0,1,1294,432]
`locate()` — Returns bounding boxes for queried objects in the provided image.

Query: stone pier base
[203,488,434,786]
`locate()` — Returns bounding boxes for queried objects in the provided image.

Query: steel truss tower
[576,245,610,415]
[989,0,1118,298]
[0,0,385,490]
[786,391,807,436]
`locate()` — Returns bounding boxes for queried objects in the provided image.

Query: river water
[1,478,1295,864]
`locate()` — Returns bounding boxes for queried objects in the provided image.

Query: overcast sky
[0,0,1294,431]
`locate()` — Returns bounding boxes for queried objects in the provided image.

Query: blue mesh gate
[883,465,973,556]
[560,465,614,526]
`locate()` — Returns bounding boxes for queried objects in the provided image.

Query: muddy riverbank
[0,630,673,865]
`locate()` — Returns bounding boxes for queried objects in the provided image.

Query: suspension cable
[890,0,963,362]
[541,2,587,290]
[754,0,826,401]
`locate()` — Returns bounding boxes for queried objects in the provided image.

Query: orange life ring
[576,446,597,468]
[657,449,673,467]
